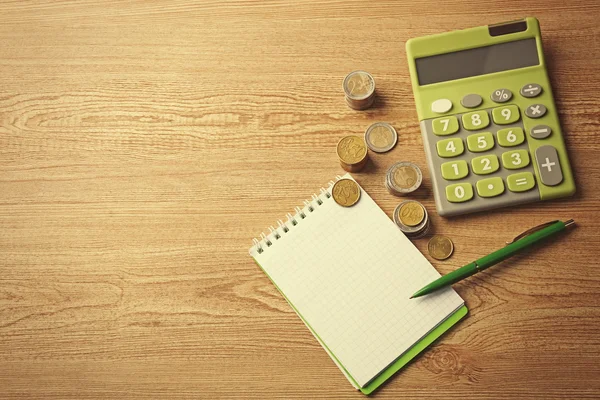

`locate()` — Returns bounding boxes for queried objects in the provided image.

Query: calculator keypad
[421,97,543,216]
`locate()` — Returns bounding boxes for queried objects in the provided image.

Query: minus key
[530,125,552,139]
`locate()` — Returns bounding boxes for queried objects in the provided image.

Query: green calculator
[406,17,575,217]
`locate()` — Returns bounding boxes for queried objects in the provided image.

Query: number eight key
[462,110,490,130]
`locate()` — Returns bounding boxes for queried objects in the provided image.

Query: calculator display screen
[415,38,539,85]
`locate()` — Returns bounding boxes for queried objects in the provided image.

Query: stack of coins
[393,200,431,239]
[343,71,376,110]
[385,162,423,196]
[336,135,369,172]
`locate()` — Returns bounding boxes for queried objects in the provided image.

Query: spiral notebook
[249,174,467,394]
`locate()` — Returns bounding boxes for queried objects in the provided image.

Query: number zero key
[446,183,474,203]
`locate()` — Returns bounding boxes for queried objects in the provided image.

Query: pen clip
[506,220,559,245]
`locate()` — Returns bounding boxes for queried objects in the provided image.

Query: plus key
[535,145,563,186]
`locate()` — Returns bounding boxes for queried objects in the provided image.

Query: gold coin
[336,136,367,165]
[428,235,454,260]
[343,71,374,99]
[332,179,361,207]
[393,165,418,189]
[398,201,425,227]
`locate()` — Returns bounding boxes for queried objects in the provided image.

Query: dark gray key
[491,88,512,103]
[530,125,552,139]
[525,104,547,118]
[535,145,563,186]
[461,94,483,108]
[520,83,543,98]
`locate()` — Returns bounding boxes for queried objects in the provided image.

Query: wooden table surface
[1,1,600,399]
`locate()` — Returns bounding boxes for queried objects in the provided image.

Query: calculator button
[462,110,490,130]
[491,88,512,103]
[497,127,525,147]
[471,155,499,175]
[436,138,464,158]
[535,145,563,186]
[502,149,531,170]
[432,116,459,135]
[441,160,469,180]
[431,99,453,114]
[466,132,494,153]
[461,94,483,108]
[476,177,505,198]
[507,172,536,192]
[446,183,474,203]
[525,104,547,118]
[520,83,543,98]
[492,105,520,125]
[530,125,552,139]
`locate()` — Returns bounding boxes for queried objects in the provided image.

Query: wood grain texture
[1,1,599,398]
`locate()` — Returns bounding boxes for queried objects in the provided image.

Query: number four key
[436,138,464,158]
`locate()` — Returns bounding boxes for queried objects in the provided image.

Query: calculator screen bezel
[415,38,539,86]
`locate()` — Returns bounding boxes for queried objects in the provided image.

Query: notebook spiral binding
[250,176,344,255]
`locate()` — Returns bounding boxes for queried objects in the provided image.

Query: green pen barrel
[476,220,566,270]
[441,262,479,285]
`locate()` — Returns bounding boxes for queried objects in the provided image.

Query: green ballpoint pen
[410,219,576,299]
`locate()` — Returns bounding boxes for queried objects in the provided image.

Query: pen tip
[409,295,415,299]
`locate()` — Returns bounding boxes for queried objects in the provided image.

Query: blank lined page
[250,175,464,387]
